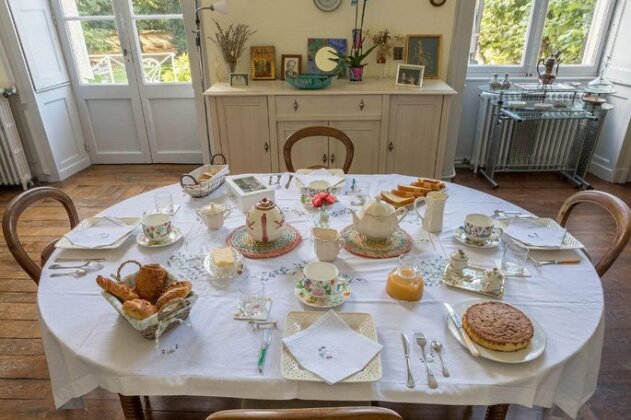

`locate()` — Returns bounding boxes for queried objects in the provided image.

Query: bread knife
[444,303,480,358]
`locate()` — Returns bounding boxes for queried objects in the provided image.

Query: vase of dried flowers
[209,19,255,80]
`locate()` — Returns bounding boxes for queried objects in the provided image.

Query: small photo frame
[405,35,440,79]
[229,73,249,87]
[395,64,424,88]
[281,54,302,80]
[393,46,404,61]
[250,46,276,80]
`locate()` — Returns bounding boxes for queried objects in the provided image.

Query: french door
[52,0,201,163]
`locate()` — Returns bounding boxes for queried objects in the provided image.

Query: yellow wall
[202,0,457,83]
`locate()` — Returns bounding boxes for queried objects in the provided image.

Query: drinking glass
[239,278,266,318]
[501,240,529,275]
[350,181,369,206]
[154,191,174,215]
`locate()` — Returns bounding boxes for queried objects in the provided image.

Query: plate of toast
[380,178,447,207]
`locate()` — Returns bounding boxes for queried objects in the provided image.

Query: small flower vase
[313,206,330,228]
[225,61,237,75]
[349,66,364,82]
[352,29,362,50]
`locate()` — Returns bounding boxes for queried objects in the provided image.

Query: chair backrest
[556,190,631,277]
[206,406,402,420]
[2,187,79,283]
[283,126,355,173]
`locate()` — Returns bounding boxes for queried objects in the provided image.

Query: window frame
[467,0,617,78]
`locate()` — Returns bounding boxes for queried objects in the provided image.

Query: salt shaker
[481,267,504,292]
[449,249,469,275]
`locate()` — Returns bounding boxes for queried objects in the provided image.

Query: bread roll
[162,280,192,295]
[156,286,190,308]
[135,264,167,303]
[122,299,158,320]
[96,275,139,302]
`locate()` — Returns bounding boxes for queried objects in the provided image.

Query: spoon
[48,261,103,271]
[431,340,450,377]
[50,268,89,278]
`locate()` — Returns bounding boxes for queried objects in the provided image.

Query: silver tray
[55,217,140,250]
[496,217,584,250]
[442,265,504,298]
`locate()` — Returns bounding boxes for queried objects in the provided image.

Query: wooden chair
[556,190,631,277]
[2,186,80,283]
[283,126,355,173]
[206,406,402,420]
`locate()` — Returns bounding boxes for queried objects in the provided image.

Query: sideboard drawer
[276,95,382,119]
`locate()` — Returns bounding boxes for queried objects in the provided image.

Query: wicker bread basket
[101,260,197,343]
[180,154,230,198]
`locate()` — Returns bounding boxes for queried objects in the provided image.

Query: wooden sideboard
[203,79,456,177]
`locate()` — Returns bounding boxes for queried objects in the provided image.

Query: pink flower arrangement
[311,192,336,208]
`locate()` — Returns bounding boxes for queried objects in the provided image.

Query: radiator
[472,92,581,172]
[0,93,31,190]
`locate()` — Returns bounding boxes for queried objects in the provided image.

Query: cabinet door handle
[388,141,394,152]
[293,100,299,111]
[322,153,327,164]
[330,153,335,163]
[359,99,365,111]
[264,142,269,152]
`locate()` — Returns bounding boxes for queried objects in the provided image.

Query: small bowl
[203,248,245,280]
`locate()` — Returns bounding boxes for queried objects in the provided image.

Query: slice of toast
[399,184,431,195]
[381,191,414,207]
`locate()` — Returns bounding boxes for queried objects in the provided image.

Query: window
[468,0,615,77]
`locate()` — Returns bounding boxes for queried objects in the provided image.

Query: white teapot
[351,197,407,240]
[246,198,285,243]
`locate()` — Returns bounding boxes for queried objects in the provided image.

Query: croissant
[162,280,192,295]
[122,299,158,320]
[156,286,190,309]
[135,264,167,304]
[96,275,139,302]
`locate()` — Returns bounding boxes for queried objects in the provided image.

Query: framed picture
[229,73,249,87]
[395,64,424,88]
[307,38,347,77]
[250,46,276,80]
[405,35,440,79]
[281,54,302,80]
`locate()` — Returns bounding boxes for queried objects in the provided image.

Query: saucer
[294,278,351,309]
[203,249,245,280]
[454,226,502,248]
[136,226,183,248]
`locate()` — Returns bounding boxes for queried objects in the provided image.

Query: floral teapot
[351,197,407,240]
[246,198,285,243]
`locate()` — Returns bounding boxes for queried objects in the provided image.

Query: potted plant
[331,42,379,82]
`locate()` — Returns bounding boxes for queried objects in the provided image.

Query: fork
[414,332,438,389]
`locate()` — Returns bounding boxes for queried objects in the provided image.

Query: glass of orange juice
[386,254,424,302]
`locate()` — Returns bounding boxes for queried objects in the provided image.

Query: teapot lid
[363,196,395,217]
[255,198,276,210]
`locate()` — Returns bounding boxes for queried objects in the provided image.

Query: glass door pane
[132,0,182,14]
[61,0,114,16]
[135,19,191,83]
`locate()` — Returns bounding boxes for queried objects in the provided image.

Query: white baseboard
[56,156,91,182]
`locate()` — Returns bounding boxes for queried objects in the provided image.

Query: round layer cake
[462,302,534,352]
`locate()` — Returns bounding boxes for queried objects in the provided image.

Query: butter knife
[401,333,415,388]
[55,258,106,262]
[285,174,294,189]
[257,329,272,374]
[444,303,480,358]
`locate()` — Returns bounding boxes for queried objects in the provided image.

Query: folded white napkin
[282,310,382,384]
[64,218,135,248]
[528,249,582,263]
[295,169,344,189]
[504,218,567,247]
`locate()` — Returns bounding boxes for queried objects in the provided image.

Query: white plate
[454,227,502,249]
[55,217,139,250]
[203,248,245,280]
[496,217,584,250]
[447,299,546,364]
[136,226,183,248]
[281,311,382,382]
[294,278,351,308]
[295,168,345,190]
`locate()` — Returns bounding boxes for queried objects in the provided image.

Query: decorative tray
[55,217,139,249]
[496,217,584,250]
[281,311,382,382]
[442,265,504,298]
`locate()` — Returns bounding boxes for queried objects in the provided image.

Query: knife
[257,329,272,374]
[401,333,415,388]
[284,174,294,189]
[55,258,106,262]
[444,303,480,358]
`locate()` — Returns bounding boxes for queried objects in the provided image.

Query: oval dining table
[37,174,604,420]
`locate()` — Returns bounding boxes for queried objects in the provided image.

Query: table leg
[119,394,145,420]
[485,404,509,420]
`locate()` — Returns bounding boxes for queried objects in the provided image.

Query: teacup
[464,213,496,243]
[312,228,345,262]
[303,261,340,303]
[197,203,231,230]
[141,212,172,243]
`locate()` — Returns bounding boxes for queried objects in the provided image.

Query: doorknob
[388,141,394,152]
[264,142,269,152]
[293,100,299,111]
[322,153,327,164]
[123,48,128,57]
[330,153,335,163]
[359,99,365,111]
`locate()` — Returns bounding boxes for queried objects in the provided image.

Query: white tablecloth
[38,174,604,418]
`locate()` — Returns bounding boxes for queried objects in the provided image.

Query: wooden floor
[1,165,630,420]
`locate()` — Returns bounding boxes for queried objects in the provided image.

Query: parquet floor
[0,165,629,420]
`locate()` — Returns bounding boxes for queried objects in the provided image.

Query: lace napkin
[282,310,382,384]
[295,169,344,189]
[64,218,135,248]
[504,218,567,247]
